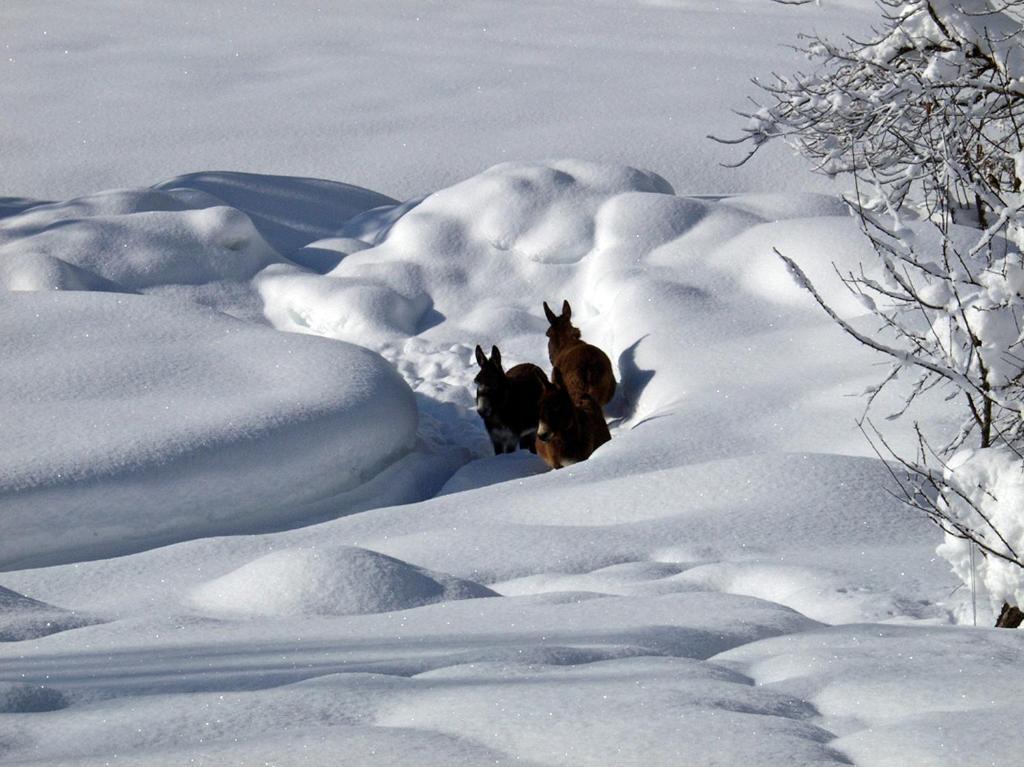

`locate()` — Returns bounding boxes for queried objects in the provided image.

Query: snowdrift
[258,159,888,459]
[0,292,416,569]
[0,188,277,291]
[189,545,496,617]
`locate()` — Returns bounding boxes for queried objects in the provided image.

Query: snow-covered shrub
[720,0,1024,623]
[936,448,1024,616]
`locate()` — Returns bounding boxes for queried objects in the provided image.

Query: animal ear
[543,301,557,324]
[475,345,487,368]
[491,345,502,368]
[561,300,571,320]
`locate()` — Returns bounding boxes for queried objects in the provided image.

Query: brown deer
[536,367,611,469]
[543,300,616,407]
[474,345,548,454]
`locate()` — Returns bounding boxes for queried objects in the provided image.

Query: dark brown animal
[543,299,616,407]
[535,367,611,469]
[474,344,548,454]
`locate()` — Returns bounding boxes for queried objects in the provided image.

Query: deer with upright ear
[473,344,548,455]
[542,299,616,407]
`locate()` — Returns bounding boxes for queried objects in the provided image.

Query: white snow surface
[1,156,1005,766]
[188,545,497,618]
[2,0,876,203]
[3,1,1022,764]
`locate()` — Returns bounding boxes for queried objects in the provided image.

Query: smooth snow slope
[2,0,873,201]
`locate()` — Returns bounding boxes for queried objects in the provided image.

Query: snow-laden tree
[717,0,1024,626]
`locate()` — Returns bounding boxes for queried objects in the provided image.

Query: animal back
[554,344,616,407]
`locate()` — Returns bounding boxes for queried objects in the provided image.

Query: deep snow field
[3,1,1023,766]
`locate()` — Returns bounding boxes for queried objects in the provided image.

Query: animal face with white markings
[472,344,548,456]
[473,344,508,418]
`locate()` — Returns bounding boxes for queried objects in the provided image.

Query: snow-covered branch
[729,0,1024,625]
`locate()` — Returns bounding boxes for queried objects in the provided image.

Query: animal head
[536,367,574,443]
[473,344,507,417]
[543,300,582,354]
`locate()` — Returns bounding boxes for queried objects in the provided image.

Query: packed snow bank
[0,188,279,291]
[382,656,847,767]
[3,431,950,629]
[258,159,893,459]
[0,598,827,766]
[717,623,1024,766]
[258,160,676,346]
[189,545,496,617]
[1,160,909,470]
[0,173,395,314]
[1,591,821,691]
[0,292,417,569]
[152,171,397,257]
[0,646,855,763]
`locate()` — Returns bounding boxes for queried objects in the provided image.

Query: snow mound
[382,657,844,767]
[258,159,675,347]
[0,292,417,569]
[0,249,128,292]
[0,173,406,298]
[718,623,1024,766]
[0,188,219,224]
[0,193,279,290]
[257,161,879,449]
[153,171,398,254]
[189,546,497,617]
